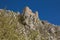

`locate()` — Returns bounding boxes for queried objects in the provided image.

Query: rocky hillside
[0,7,60,40]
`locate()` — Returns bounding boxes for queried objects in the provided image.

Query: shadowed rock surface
[0,7,60,40]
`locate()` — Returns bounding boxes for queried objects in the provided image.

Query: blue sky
[0,0,60,25]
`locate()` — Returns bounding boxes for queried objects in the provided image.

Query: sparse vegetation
[0,8,59,40]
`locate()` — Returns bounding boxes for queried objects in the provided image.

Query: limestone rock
[0,7,59,40]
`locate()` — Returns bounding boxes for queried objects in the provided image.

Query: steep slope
[0,7,60,40]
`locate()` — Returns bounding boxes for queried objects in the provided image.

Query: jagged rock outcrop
[0,7,60,40]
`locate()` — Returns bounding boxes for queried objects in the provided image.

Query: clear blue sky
[0,0,60,25]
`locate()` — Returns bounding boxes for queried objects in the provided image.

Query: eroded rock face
[0,7,60,40]
[22,7,40,30]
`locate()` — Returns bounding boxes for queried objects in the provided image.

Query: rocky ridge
[0,7,60,40]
